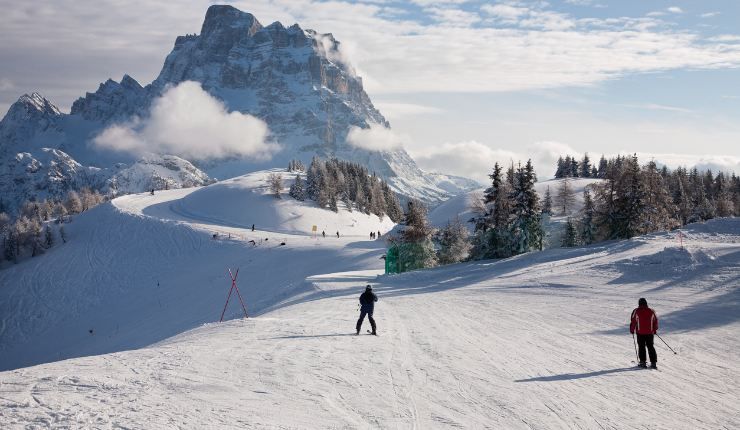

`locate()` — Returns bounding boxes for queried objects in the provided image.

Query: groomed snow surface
[1,170,739,429]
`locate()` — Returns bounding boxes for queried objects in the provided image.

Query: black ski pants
[356,310,376,333]
[637,334,657,364]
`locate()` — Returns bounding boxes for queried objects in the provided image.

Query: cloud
[633,153,740,174]
[426,7,481,27]
[667,6,683,14]
[0,78,13,91]
[410,140,581,183]
[346,124,406,151]
[700,12,720,18]
[93,81,278,160]
[4,0,740,112]
[373,101,444,119]
[619,103,693,113]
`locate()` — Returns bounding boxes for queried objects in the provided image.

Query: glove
[630,330,634,334]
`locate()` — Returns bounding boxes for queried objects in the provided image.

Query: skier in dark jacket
[630,297,659,369]
[356,285,378,335]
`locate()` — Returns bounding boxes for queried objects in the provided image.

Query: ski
[367,330,378,336]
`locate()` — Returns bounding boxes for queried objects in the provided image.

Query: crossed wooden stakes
[220,268,249,322]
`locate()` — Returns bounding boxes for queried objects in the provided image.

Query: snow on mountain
[0,179,737,427]
[109,154,215,195]
[0,93,213,211]
[0,4,475,210]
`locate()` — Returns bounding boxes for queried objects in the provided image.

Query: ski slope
[0,169,393,371]
[0,169,739,428]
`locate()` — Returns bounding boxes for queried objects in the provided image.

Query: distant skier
[377,230,381,239]
[370,231,375,239]
[251,224,255,232]
[322,230,326,238]
[356,285,378,335]
[630,298,659,369]
[150,189,155,195]
[336,231,340,238]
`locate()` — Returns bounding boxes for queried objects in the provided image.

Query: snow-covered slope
[0,169,392,371]
[175,169,395,236]
[0,196,738,428]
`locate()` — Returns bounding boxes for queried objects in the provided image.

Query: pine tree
[436,216,471,265]
[580,188,596,245]
[713,172,734,217]
[289,175,306,201]
[509,160,543,254]
[570,156,580,178]
[382,183,403,223]
[640,161,677,232]
[554,156,565,178]
[612,154,644,238]
[562,218,577,247]
[397,200,437,270]
[542,185,553,215]
[580,153,591,178]
[306,157,322,201]
[597,155,608,178]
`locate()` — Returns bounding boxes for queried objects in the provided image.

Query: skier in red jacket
[630,298,659,369]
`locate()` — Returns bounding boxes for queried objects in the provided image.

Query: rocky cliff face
[0,5,476,213]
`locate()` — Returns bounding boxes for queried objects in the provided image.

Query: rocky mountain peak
[199,5,262,57]
[12,93,61,117]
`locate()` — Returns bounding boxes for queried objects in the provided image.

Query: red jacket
[630,307,658,335]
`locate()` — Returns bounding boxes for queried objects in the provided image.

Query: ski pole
[656,333,677,355]
[632,332,639,363]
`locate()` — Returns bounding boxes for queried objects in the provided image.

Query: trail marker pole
[219,268,248,322]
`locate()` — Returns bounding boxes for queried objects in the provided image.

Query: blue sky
[0,0,738,180]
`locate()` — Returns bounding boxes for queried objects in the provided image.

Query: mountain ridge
[0,4,478,213]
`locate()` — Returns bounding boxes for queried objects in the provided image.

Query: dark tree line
[1,188,105,265]
[554,153,603,178]
[290,157,404,222]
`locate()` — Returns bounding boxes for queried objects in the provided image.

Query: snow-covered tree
[542,186,553,215]
[580,188,596,245]
[509,160,543,254]
[580,153,592,178]
[556,177,575,216]
[266,173,283,198]
[65,191,83,215]
[640,161,677,232]
[562,218,577,247]
[437,216,471,265]
[396,200,437,270]
[289,174,306,201]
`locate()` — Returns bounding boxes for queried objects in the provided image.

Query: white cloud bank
[93,81,278,160]
[346,124,406,151]
[412,140,740,184]
[411,140,580,184]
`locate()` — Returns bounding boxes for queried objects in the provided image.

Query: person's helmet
[638,297,648,307]
[366,285,372,291]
